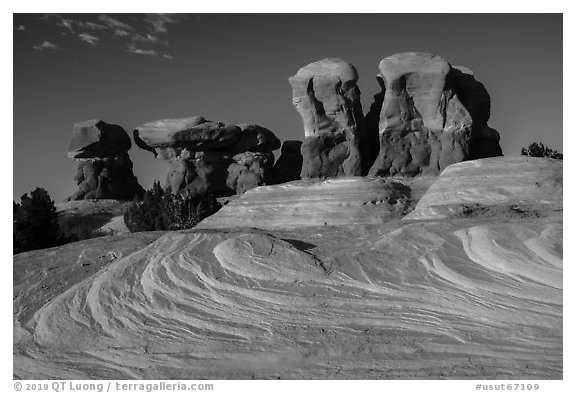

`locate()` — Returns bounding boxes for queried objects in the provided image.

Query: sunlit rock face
[367,52,502,177]
[14,157,562,379]
[289,58,367,178]
[66,120,143,201]
[197,177,414,230]
[405,156,562,220]
[134,117,280,197]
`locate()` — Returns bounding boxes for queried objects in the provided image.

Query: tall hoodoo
[367,52,502,177]
[133,116,281,197]
[66,120,143,201]
[289,58,367,178]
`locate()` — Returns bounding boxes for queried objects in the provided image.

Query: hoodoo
[366,52,502,177]
[289,58,367,178]
[133,116,280,197]
[66,120,143,201]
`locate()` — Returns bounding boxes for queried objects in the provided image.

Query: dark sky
[13,13,563,202]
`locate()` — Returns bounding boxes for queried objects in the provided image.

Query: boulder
[367,52,502,177]
[289,58,366,178]
[273,140,303,183]
[133,116,241,153]
[134,117,279,197]
[227,152,275,195]
[68,120,131,159]
[233,124,281,153]
[66,120,143,201]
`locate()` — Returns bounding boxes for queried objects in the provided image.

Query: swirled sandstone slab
[405,156,562,220]
[14,210,562,378]
[289,58,365,178]
[197,177,415,230]
[14,157,562,378]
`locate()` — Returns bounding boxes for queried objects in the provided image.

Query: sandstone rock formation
[272,140,303,183]
[15,156,562,379]
[133,117,280,197]
[198,177,413,230]
[367,52,502,177]
[67,120,143,201]
[289,58,366,178]
[405,156,562,220]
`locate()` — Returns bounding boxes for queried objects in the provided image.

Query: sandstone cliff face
[66,120,143,201]
[367,52,502,177]
[133,117,280,197]
[289,58,366,178]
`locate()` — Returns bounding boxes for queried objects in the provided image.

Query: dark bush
[521,143,563,159]
[124,181,221,232]
[13,188,69,254]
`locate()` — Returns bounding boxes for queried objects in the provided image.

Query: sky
[13,13,563,202]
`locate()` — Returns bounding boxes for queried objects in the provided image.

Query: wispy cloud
[78,33,100,45]
[133,33,162,44]
[114,29,130,37]
[145,14,184,35]
[83,21,107,30]
[31,14,184,59]
[32,41,62,51]
[98,15,134,31]
[41,14,110,34]
[16,25,27,32]
[127,44,157,57]
[58,18,75,32]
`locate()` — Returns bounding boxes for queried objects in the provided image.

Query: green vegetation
[124,181,221,232]
[521,143,562,159]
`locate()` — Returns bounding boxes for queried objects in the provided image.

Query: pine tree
[521,143,563,159]
[13,188,65,254]
[123,181,221,232]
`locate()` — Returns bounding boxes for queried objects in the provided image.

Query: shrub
[13,188,68,254]
[58,219,106,242]
[124,181,221,232]
[521,143,563,159]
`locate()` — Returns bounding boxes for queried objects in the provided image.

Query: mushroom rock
[272,140,303,184]
[134,118,280,197]
[289,58,366,179]
[133,116,241,152]
[67,119,131,159]
[66,120,143,201]
[367,52,502,177]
